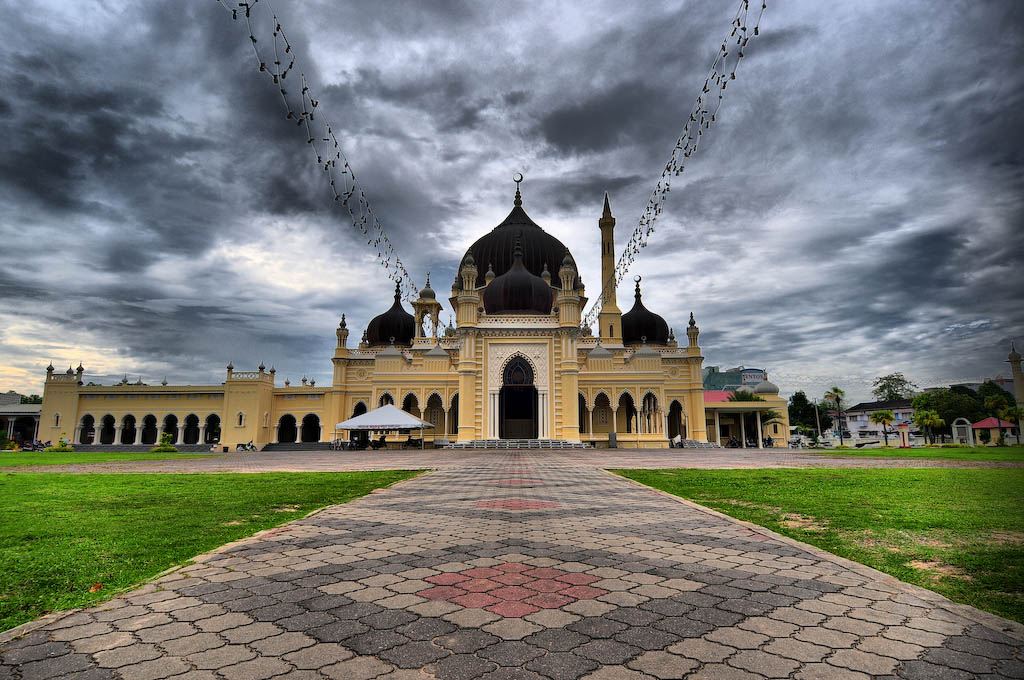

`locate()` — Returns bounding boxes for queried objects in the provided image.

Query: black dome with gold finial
[365,282,415,346]
[622,277,669,345]
[464,176,580,288]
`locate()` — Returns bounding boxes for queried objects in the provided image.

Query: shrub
[151,432,179,453]
[44,437,74,453]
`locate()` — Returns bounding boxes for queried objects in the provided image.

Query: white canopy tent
[334,404,434,449]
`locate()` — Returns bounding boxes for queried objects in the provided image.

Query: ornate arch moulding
[486,342,550,394]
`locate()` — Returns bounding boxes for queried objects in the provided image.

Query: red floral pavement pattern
[416,562,607,617]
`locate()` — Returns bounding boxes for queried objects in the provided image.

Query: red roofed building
[972,417,1020,445]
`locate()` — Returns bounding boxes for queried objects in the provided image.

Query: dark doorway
[301,414,320,442]
[141,415,159,445]
[205,414,221,444]
[183,414,201,445]
[499,357,537,439]
[99,415,116,445]
[278,415,297,443]
[668,401,684,439]
[121,415,137,445]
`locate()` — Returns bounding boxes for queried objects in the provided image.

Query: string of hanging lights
[581,0,768,332]
[213,0,417,299]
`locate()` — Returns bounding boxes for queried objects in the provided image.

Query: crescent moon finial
[513,172,523,183]
[513,173,524,207]
[634,275,642,283]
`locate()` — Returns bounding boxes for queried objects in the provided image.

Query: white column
[489,391,499,439]
[198,425,205,445]
[588,408,594,440]
[714,409,721,444]
[318,424,323,442]
[740,412,747,448]
[756,410,763,448]
[75,424,83,443]
[611,408,618,435]
[132,421,140,444]
[113,424,122,446]
[443,409,449,438]
[539,392,549,438]
[172,418,181,444]
[8,420,15,439]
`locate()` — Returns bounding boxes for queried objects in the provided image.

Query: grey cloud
[0,0,1021,402]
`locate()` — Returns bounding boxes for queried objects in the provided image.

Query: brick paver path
[5,448,1021,474]
[3,453,1022,679]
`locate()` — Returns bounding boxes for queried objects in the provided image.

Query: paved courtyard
[2,452,1022,679]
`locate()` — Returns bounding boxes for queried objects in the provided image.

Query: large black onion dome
[365,282,415,346]
[483,240,554,315]
[622,277,669,345]
[464,185,580,288]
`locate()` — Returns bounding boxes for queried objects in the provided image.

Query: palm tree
[824,386,846,445]
[869,409,895,446]
[998,405,1023,446]
[913,409,945,445]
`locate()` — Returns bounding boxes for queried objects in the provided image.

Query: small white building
[842,399,915,438]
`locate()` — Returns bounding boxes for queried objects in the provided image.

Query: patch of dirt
[221,520,243,526]
[712,498,783,513]
[270,505,301,513]
[988,531,1024,546]
[781,513,828,532]
[907,560,973,581]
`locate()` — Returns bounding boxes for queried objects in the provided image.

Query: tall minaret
[597,193,623,344]
[1009,343,1023,407]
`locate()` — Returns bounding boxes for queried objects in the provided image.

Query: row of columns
[77,416,214,446]
[710,409,767,448]
[4,417,40,442]
[579,406,665,437]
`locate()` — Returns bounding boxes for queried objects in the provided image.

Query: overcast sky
[1,0,1021,404]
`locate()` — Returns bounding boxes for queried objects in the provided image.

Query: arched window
[379,393,394,407]
[53,413,61,427]
[237,412,245,427]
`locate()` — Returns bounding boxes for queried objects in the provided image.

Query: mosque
[36,184,790,450]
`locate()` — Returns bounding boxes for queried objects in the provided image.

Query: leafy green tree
[788,391,814,428]
[913,389,984,435]
[914,409,945,444]
[824,386,846,445]
[869,410,895,446]
[978,381,1014,410]
[19,394,42,404]
[984,394,1011,417]
[872,373,917,401]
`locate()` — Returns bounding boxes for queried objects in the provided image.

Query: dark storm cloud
[0,0,1021,402]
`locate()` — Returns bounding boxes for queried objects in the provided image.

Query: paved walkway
[2,453,1022,679]
[4,448,1021,474]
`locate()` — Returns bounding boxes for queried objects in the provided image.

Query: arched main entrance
[499,356,537,439]
[301,414,321,442]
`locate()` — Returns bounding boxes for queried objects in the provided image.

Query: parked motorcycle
[235,440,258,452]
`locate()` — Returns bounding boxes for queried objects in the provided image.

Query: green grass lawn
[0,470,420,631]
[615,468,1024,624]
[802,445,1024,462]
[0,451,217,467]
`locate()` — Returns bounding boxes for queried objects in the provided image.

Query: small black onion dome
[482,240,553,315]
[622,277,669,345]
[366,282,415,345]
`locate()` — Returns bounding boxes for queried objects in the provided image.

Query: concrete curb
[605,468,1024,642]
